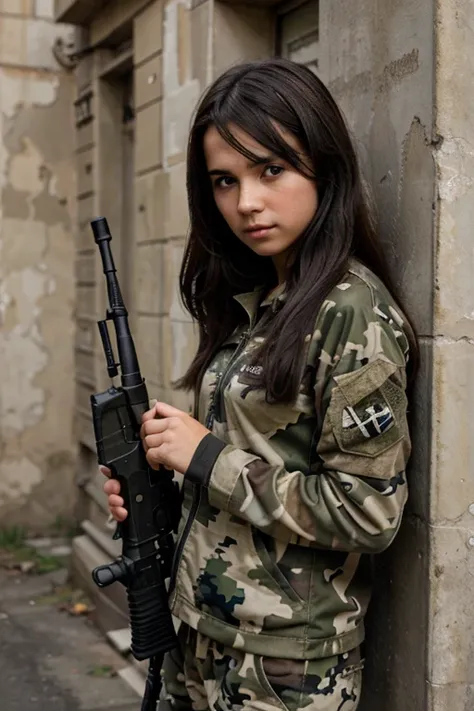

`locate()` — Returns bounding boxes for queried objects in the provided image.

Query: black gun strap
[141,654,164,711]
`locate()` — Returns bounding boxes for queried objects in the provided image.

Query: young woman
[103,58,416,711]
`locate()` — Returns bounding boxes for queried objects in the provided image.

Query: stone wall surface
[429,0,474,708]
[0,1,76,532]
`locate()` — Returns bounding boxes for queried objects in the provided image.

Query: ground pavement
[0,542,141,711]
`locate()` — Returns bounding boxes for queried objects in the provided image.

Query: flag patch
[342,402,394,439]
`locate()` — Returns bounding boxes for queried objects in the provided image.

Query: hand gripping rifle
[89,217,180,711]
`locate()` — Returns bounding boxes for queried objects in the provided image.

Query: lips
[244,225,276,238]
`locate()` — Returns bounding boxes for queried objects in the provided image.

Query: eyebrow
[208,154,275,176]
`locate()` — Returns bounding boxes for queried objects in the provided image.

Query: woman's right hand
[101,466,128,522]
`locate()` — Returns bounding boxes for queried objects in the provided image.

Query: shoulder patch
[342,400,395,439]
[321,359,409,474]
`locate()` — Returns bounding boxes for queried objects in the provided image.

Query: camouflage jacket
[169,259,412,660]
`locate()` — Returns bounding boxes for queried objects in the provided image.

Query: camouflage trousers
[159,624,363,711]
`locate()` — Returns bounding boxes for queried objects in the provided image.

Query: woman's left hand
[140,401,211,475]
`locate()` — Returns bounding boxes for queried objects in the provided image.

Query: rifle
[88,217,180,711]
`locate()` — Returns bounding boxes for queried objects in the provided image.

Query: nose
[237,179,264,215]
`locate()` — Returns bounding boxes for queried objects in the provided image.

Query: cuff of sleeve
[185,433,227,486]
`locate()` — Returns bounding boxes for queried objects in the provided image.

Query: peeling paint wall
[0,1,76,533]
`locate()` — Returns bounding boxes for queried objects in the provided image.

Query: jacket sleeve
[185,298,412,554]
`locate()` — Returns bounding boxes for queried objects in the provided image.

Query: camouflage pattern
[169,258,412,660]
[160,623,363,711]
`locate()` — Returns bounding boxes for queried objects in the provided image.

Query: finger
[108,494,124,508]
[140,418,168,440]
[100,466,112,478]
[104,479,121,495]
[144,434,166,451]
[153,401,184,419]
[142,403,159,422]
[110,506,128,522]
[146,447,165,470]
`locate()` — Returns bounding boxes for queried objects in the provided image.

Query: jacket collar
[233,283,288,322]
[260,282,287,308]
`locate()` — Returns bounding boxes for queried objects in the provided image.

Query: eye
[214,176,236,189]
[263,165,284,178]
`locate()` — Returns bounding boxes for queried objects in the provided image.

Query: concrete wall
[0,0,77,533]
[430,0,474,707]
[316,2,434,708]
[317,1,474,709]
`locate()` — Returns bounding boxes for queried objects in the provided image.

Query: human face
[204,124,318,284]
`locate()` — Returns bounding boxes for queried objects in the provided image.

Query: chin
[247,242,286,258]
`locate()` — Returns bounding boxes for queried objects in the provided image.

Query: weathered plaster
[1,265,50,431]
[437,137,474,204]
[0,68,59,118]
[0,457,43,501]
[0,9,76,532]
[434,133,474,340]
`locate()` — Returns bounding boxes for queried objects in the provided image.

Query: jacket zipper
[168,327,251,597]
[206,328,250,429]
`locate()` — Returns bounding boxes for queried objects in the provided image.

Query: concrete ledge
[55,0,106,24]
[216,0,282,6]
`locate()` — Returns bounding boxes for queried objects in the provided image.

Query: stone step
[118,665,146,698]
[71,534,129,632]
[80,518,121,559]
[26,537,73,558]
[131,655,150,678]
[107,627,132,655]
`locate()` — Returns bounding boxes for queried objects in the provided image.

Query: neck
[272,253,288,286]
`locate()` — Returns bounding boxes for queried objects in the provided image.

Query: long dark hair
[178,58,417,402]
